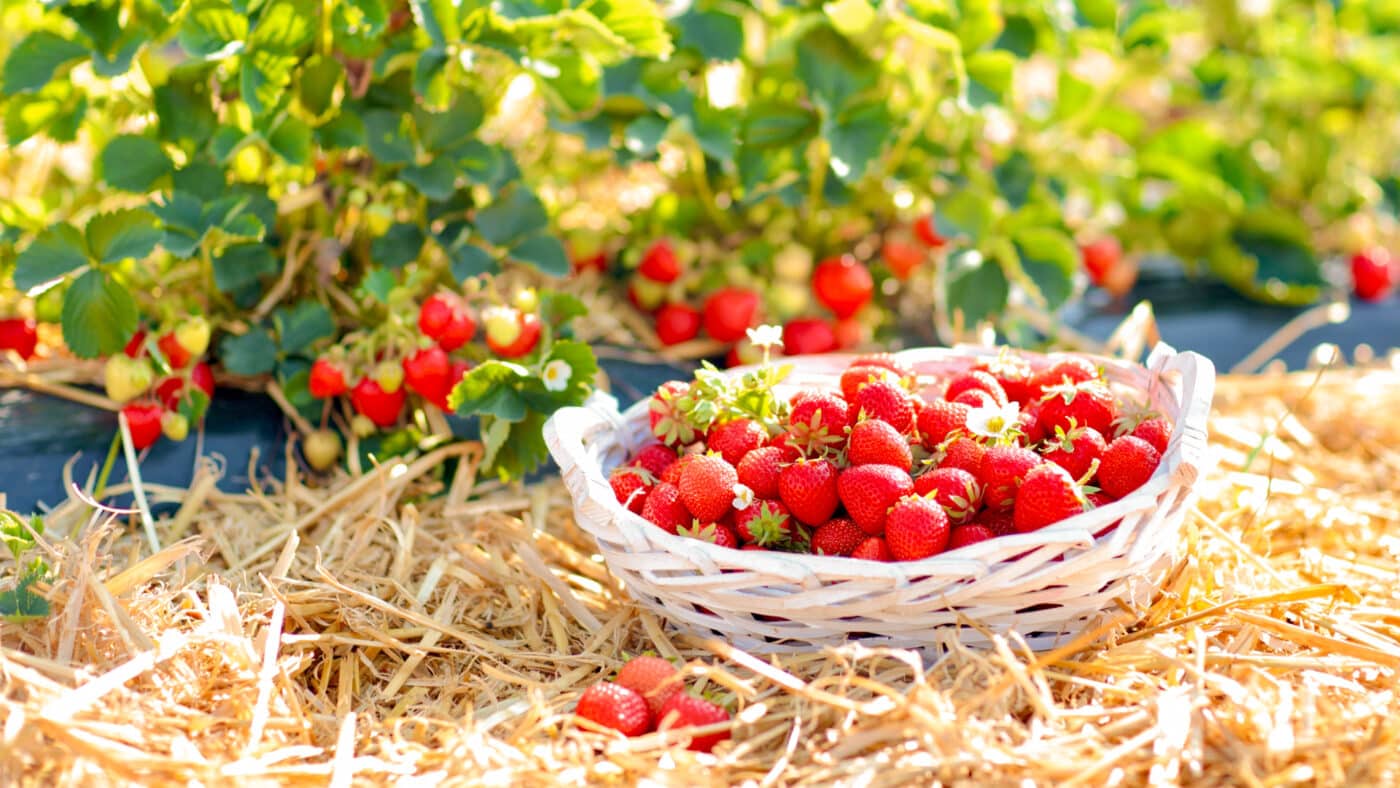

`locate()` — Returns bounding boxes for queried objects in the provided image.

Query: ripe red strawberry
[1130,417,1171,455]
[831,316,864,349]
[882,239,924,280]
[850,353,914,379]
[1098,435,1161,499]
[679,455,739,523]
[782,318,837,355]
[662,453,698,486]
[975,353,1037,405]
[1081,238,1122,288]
[736,446,786,499]
[351,377,406,428]
[1013,463,1087,533]
[851,537,893,561]
[678,520,740,549]
[308,358,349,398]
[974,510,1016,537]
[576,682,652,737]
[610,467,652,514]
[913,467,982,523]
[978,446,1044,512]
[952,388,1000,409]
[838,464,915,535]
[157,332,192,369]
[655,303,702,346]
[1030,356,1099,395]
[418,293,457,339]
[436,305,476,352]
[944,370,1007,406]
[615,656,681,718]
[0,317,38,360]
[643,482,691,533]
[1041,424,1106,482]
[1351,248,1395,302]
[1017,402,1046,446]
[402,346,453,403]
[847,419,913,469]
[885,495,950,561]
[937,435,987,475]
[852,380,914,433]
[733,499,793,546]
[650,381,699,447]
[787,391,849,454]
[778,458,840,525]
[810,517,865,556]
[639,239,681,283]
[813,256,874,318]
[122,402,164,450]
[632,443,678,477]
[947,524,995,550]
[917,400,970,450]
[657,693,731,753]
[1038,380,1118,437]
[913,215,946,248]
[487,312,541,358]
[702,287,760,342]
[707,418,766,466]
[840,365,900,402]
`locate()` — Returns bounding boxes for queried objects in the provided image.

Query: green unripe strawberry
[175,317,211,358]
[373,360,404,393]
[105,355,155,404]
[482,306,522,347]
[304,429,343,471]
[161,411,190,442]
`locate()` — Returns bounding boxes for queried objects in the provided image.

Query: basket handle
[1155,347,1215,486]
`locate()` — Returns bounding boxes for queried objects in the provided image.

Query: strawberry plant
[0,509,49,623]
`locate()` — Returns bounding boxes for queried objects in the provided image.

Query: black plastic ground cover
[1,284,1395,514]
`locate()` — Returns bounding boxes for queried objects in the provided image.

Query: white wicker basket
[543,343,1214,653]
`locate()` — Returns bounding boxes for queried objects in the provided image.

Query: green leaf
[178,386,212,425]
[14,224,88,291]
[274,299,334,354]
[371,223,425,268]
[535,52,602,115]
[213,242,278,294]
[945,250,1008,326]
[332,0,388,57]
[402,159,457,201]
[359,266,396,303]
[540,291,587,327]
[179,1,249,59]
[676,7,744,60]
[447,238,497,281]
[824,0,877,36]
[220,328,278,374]
[479,411,550,482]
[61,268,139,358]
[622,114,668,157]
[266,115,312,164]
[933,190,994,241]
[825,101,891,183]
[1075,0,1116,28]
[251,0,318,52]
[0,576,50,623]
[5,83,87,144]
[796,25,876,112]
[966,50,1015,107]
[155,77,219,147]
[295,55,345,121]
[510,234,569,277]
[3,31,88,95]
[86,209,162,265]
[414,91,485,152]
[410,0,459,47]
[993,151,1034,210]
[100,135,172,192]
[241,50,298,115]
[742,105,818,148]
[364,109,415,164]
[475,186,548,246]
[1013,227,1078,309]
[414,48,451,108]
[586,0,674,61]
[448,360,532,420]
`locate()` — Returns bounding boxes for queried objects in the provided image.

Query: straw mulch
[2,363,1398,786]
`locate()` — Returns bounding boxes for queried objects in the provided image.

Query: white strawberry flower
[746,324,784,350]
[542,359,572,392]
[966,401,1022,441]
[731,482,754,511]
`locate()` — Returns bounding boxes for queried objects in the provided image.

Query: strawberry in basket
[608,330,1169,562]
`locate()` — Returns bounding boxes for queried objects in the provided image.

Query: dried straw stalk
[1,364,1398,786]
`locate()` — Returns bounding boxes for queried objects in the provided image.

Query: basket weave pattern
[544,344,1215,652]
